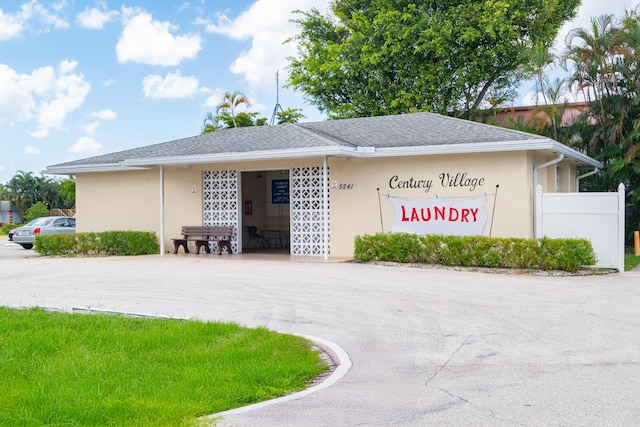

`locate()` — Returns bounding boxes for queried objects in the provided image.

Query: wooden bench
[172,225,234,255]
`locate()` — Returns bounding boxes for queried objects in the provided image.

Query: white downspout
[159,166,165,256]
[323,156,329,260]
[533,154,563,238]
[533,153,564,193]
[576,167,599,191]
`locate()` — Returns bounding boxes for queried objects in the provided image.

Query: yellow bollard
[635,231,640,256]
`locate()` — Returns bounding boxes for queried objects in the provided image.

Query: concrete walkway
[2,244,640,426]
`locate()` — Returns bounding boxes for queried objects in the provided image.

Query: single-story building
[0,201,22,225]
[44,112,601,259]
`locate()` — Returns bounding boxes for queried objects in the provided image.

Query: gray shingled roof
[51,122,351,167]
[298,112,543,147]
[46,112,597,171]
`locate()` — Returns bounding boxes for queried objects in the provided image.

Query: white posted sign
[387,195,488,236]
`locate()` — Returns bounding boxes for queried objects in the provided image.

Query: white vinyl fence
[535,184,625,271]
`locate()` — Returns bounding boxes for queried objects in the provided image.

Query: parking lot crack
[425,334,470,385]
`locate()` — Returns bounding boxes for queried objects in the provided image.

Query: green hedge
[354,233,596,272]
[35,231,160,256]
[2,223,20,234]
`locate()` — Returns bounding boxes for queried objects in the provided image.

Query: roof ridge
[291,122,358,148]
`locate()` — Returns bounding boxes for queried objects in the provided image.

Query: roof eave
[44,138,602,173]
[364,139,602,168]
[44,163,150,175]
[119,146,353,167]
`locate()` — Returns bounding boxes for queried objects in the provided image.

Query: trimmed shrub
[353,232,421,263]
[35,231,160,256]
[354,233,596,272]
[2,223,20,234]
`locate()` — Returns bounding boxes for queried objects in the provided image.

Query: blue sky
[0,0,637,184]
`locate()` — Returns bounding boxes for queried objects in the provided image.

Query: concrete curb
[208,334,352,421]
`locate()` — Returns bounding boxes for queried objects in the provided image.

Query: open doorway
[240,170,290,253]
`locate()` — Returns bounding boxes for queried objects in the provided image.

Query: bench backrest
[181,225,233,239]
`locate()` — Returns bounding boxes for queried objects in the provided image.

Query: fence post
[617,183,626,272]
[534,185,543,239]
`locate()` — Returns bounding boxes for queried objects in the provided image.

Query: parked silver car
[7,219,39,242]
[12,216,76,249]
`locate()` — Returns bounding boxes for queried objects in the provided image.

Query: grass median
[0,307,328,427]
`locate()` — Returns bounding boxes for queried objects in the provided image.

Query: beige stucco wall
[76,169,160,233]
[75,151,582,258]
[327,151,535,257]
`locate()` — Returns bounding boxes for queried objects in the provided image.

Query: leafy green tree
[287,0,580,119]
[276,108,305,124]
[24,201,50,223]
[221,112,267,128]
[60,180,76,208]
[36,175,62,209]
[0,184,10,201]
[3,171,74,216]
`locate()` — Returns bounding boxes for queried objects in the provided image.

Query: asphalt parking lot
[1,240,640,426]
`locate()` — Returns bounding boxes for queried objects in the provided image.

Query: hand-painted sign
[387,195,487,236]
[389,172,486,193]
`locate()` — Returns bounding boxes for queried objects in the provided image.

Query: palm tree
[7,170,37,216]
[216,91,250,128]
[563,14,618,113]
[533,77,570,141]
[522,44,555,106]
[201,112,223,134]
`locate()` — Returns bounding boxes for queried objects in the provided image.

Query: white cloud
[0,1,70,41]
[116,11,202,66]
[202,88,226,108]
[20,0,69,32]
[0,60,90,138]
[33,67,91,137]
[0,64,35,122]
[89,109,117,120]
[81,120,100,135]
[0,8,25,41]
[31,1,69,30]
[142,71,200,99]
[203,0,331,90]
[25,146,40,154]
[68,136,102,154]
[76,5,119,29]
[58,59,78,74]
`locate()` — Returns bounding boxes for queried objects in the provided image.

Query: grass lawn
[625,249,640,271]
[0,307,328,427]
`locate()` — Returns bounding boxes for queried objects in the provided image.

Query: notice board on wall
[271,179,290,204]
